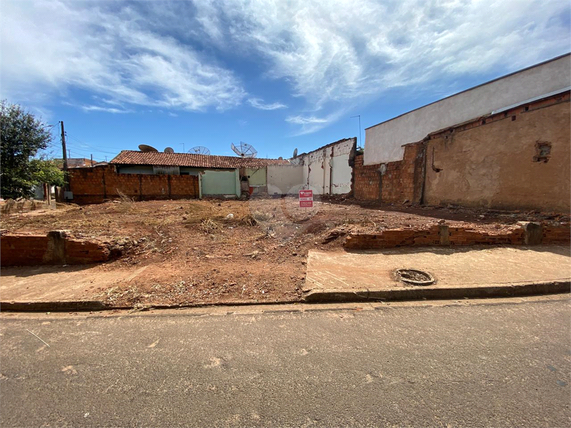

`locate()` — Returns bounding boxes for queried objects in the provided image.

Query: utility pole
[68,149,71,159]
[60,121,68,171]
[91,154,93,167]
[60,121,70,196]
[351,115,362,149]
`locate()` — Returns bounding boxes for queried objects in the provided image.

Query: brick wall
[353,142,425,203]
[543,224,571,244]
[353,154,380,200]
[1,232,111,266]
[170,174,200,198]
[344,222,569,250]
[69,166,199,204]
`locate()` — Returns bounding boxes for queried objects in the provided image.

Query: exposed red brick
[1,234,111,266]
[353,142,425,204]
[68,166,200,204]
[344,222,569,250]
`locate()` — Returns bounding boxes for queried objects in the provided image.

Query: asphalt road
[1,297,570,427]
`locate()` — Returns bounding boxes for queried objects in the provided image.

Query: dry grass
[199,218,222,233]
[1,199,16,214]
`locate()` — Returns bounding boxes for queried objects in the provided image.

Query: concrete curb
[0,300,113,312]
[0,299,299,313]
[302,280,571,303]
[2,281,569,312]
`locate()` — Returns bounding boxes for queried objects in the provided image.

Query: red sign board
[299,189,313,208]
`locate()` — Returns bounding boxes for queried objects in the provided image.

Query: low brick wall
[543,224,571,244]
[1,231,111,266]
[69,166,199,204]
[344,222,569,250]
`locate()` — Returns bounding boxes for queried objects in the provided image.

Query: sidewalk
[0,265,150,311]
[303,245,571,302]
[1,245,569,311]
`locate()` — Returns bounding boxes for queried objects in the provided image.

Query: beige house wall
[424,98,570,212]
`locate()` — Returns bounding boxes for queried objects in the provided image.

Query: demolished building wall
[267,138,356,196]
[354,91,570,212]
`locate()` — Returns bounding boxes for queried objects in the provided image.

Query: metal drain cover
[395,269,435,286]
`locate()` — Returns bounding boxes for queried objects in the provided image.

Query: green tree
[0,100,62,199]
[30,159,66,188]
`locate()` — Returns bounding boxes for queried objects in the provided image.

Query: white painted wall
[267,138,356,195]
[330,153,352,194]
[364,54,571,165]
[306,149,329,194]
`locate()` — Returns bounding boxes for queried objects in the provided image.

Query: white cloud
[0,0,245,112]
[286,116,328,125]
[191,0,570,131]
[81,105,132,114]
[1,0,568,135]
[285,109,348,135]
[248,98,287,110]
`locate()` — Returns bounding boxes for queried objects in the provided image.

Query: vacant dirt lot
[1,197,566,307]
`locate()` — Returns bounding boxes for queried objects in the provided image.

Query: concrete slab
[304,246,571,302]
[0,265,147,302]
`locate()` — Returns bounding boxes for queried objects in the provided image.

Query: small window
[533,141,551,163]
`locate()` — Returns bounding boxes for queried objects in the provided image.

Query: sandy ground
[1,197,567,306]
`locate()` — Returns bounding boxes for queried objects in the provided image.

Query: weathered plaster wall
[266,138,355,196]
[424,94,570,211]
[267,165,304,195]
[302,138,356,195]
[330,153,353,194]
[365,54,570,165]
[245,167,267,186]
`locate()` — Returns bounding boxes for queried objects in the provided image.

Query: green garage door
[202,170,239,197]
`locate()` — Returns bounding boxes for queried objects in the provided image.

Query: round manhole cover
[395,269,435,286]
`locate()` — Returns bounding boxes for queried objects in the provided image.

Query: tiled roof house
[110,150,288,169]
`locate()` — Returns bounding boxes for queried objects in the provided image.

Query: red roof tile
[110,151,289,169]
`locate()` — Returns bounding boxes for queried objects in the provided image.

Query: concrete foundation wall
[365,54,571,164]
[424,94,570,211]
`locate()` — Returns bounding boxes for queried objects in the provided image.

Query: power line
[64,134,118,155]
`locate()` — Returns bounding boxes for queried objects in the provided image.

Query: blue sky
[1,0,569,162]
